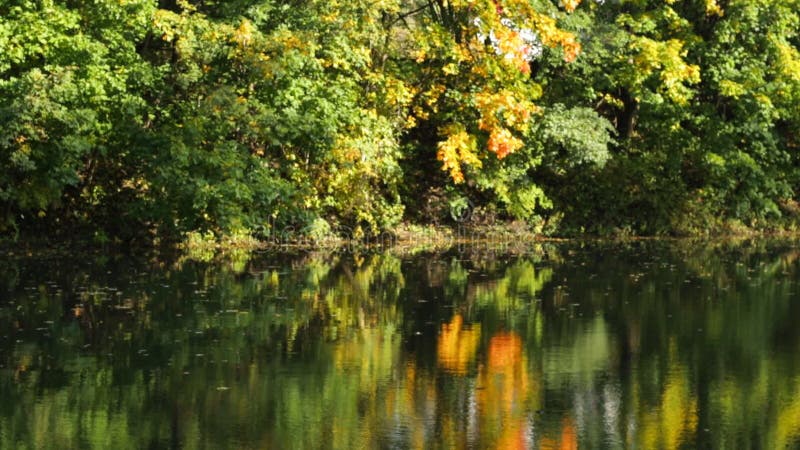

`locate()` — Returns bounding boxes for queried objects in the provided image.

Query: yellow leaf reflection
[637,343,698,450]
[438,314,481,374]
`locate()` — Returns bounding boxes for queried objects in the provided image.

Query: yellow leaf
[437,124,481,183]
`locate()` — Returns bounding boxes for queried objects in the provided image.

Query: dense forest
[1,0,799,243]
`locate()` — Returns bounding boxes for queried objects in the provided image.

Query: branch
[390,2,432,27]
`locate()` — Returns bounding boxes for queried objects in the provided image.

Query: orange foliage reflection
[477,331,537,449]
[540,417,578,450]
[487,332,523,370]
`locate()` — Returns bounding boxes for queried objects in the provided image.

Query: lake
[2,240,800,449]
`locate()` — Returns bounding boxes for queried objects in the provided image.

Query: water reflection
[1,241,800,448]
[437,314,480,375]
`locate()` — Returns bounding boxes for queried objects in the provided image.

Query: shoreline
[4,222,800,258]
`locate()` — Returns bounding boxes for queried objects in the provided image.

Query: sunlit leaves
[775,42,800,82]
[486,128,524,159]
[437,124,481,183]
[629,37,700,104]
[705,0,724,17]
[476,90,534,134]
[402,0,581,186]
[0,0,155,232]
[3,0,800,238]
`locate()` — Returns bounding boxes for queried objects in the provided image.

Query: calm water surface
[2,241,800,449]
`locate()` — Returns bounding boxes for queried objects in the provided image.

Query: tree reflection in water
[1,241,800,448]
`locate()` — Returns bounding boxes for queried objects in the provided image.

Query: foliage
[1,0,799,240]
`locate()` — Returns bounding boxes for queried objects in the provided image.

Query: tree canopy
[1,0,799,241]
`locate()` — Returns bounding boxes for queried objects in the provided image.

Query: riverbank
[5,220,800,261]
[169,221,800,264]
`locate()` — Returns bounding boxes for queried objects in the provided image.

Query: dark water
[2,241,800,449]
